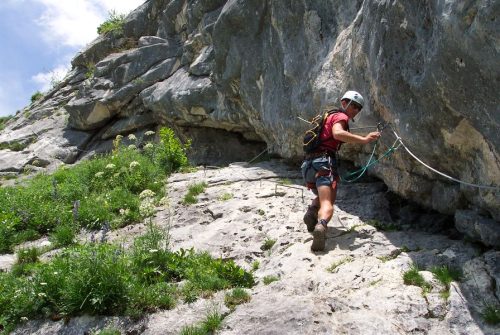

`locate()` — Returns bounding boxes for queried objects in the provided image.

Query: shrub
[97,10,126,36]
[30,91,43,103]
[155,127,190,174]
[0,115,12,131]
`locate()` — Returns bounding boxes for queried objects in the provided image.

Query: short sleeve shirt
[317,111,349,152]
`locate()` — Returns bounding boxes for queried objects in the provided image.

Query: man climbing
[301,91,380,251]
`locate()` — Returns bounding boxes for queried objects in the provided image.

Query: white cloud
[33,0,144,47]
[31,64,71,92]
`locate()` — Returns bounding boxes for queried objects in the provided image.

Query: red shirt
[317,111,349,152]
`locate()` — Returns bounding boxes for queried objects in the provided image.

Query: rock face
[0,1,498,234]
[10,161,500,334]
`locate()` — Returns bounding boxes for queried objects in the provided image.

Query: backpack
[302,109,340,153]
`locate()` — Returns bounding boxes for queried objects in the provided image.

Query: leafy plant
[97,10,126,36]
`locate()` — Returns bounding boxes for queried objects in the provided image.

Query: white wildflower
[129,161,140,169]
[105,164,116,170]
[144,131,155,136]
[95,171,104,178]
[128,134,137,141]
[149,249,158,253]
[20,317,28,322]
[144,143,154,149]
[38,292,46,297]
[140,201,156,218]
[139,189,156,199]
[40,282,47,286]
[53,272,58,275]
[128,144,137,150]
[119,208,130,216]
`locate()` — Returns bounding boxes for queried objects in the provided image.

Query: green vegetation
[278,178,292,185]
[366,219,399,231]
[257,209,265,216]
[224,288,251,311]
[85,62,96,79]
[0,223,254,333]
[218,192,233,201]
[431,265,461,288]
[326,256,354,273]
[97,10,126,36]
[262,275,279,285]
[93,328,121,335]
[183,182,208,205]
[431,265,462,300]
[180,309,224,335]
[482,305,500,325]
[0,115,12,131]
[0,140,29,152]
[251,260,260,272]
[403,265,432,293]
[30,91,43,103]
[260,237,276,251]
[0,127,189,253]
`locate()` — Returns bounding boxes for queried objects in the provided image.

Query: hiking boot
[303,206,318,232]
[311,222,327,252]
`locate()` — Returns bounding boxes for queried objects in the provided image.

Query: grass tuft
[263,275,279,285]
[482,305,500,325]
[326,256,354,273]
[224,288,251,310]
[260,237,276,251]
[183,182,208,205]
[403,265,432,293]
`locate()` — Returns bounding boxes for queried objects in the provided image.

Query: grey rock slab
[455,210,500,248]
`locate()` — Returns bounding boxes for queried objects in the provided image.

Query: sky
[0,0,145,117]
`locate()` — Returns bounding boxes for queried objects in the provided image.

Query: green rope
[340,139,401,183]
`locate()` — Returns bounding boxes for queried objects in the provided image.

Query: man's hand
[363,131,381,144]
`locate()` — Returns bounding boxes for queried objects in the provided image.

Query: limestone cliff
[0,0,498,239]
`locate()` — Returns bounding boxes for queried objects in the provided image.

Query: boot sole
[311,228,326,251]
[303,214,317,232]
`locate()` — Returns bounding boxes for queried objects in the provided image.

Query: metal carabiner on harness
[377,122,388,133]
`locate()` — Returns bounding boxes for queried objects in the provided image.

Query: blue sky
[0,0,144,117]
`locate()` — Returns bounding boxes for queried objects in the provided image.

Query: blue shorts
[301,156,339,195]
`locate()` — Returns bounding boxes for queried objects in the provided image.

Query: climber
[301,90,380,251]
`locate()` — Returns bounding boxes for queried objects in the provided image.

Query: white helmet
[341,90,364,108]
